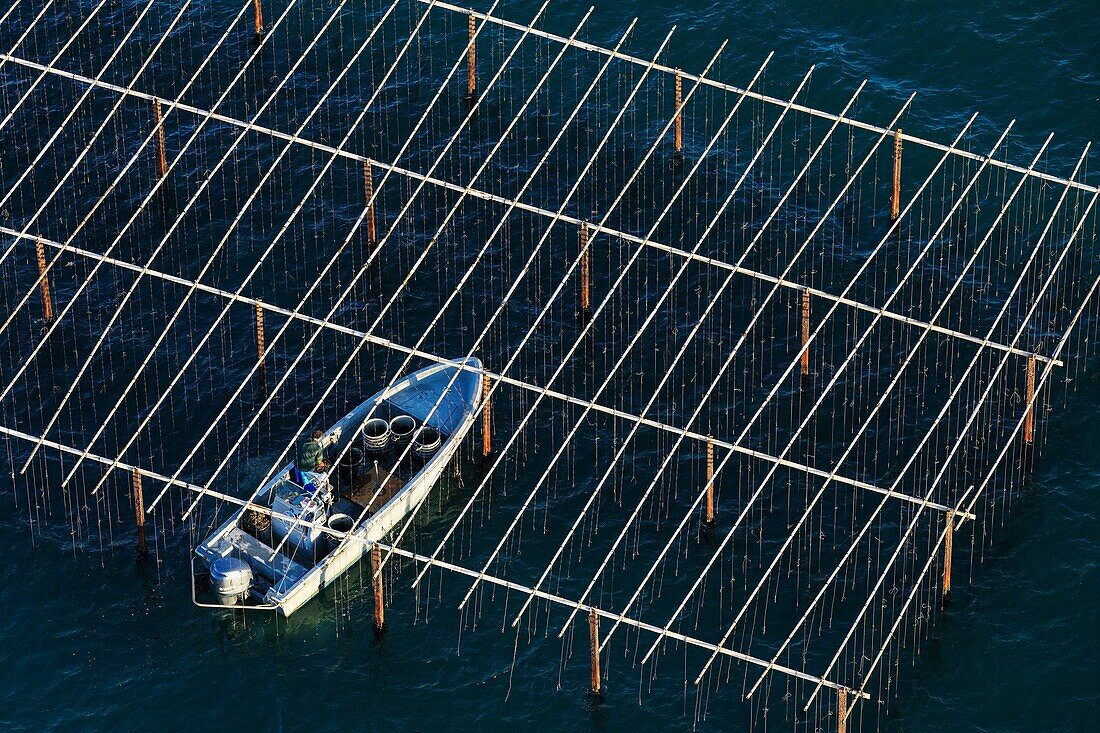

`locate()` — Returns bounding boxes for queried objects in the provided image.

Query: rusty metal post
[1024,355,1036,444]
[152,98,168,180]
[132,469,148,561]
[371,543,385,631]
[704,436,715,524]
[252,0,264,40]
[588,608,602,696]
[890,128,903,221]
[837,687,849,733]
[34,238,53,323]
[481,375,492,458]
[673,69,683,155]
[255,301,267,394]
[942,510,954,607]
[800,288,811,376]
[363,160,377,251]
[579,221,590,316]
[466,14,477,100]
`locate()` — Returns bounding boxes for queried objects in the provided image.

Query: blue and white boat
[192,357,483,616]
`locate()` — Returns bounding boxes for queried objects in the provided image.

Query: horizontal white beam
[425,0,1098,196]
[0,52,1060,367]
[0,421,867,699]
[9,226,970,517]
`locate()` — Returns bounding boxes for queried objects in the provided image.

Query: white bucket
[363,418,390,452]
[389,415,416,446]
[327,513,354,533]
[413,426,442,457]
[337,446,364,482]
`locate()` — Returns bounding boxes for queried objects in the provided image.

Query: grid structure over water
[1,1,1097,729]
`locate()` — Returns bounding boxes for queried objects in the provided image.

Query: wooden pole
[34,237,53,323]
[837,687,849,733]
[252,0,264,40]
[255,301,267,394]
[481,375,492,458]
[579,221,590,316]
[132,469,148,561]
[588,608,602,696]
[1024,355,1036,444]
[371,543,385,631]
[363,160,377,251]
[942,510,954,607]
[673,69,683,155]
[466,14,477,100]
[890,128,903,221]
[800,288,811,376]
[152,98,168,180]
[704,436,715,524]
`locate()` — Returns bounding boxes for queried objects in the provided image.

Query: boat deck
[337,464,405,515]
[203,525,309,591]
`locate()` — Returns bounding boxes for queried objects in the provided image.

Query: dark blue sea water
[0,1,1097,731]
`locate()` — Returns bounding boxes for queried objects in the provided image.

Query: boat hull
[192,357,482,616]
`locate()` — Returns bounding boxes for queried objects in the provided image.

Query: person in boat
[298,428,328,471]
[291,428,327,490]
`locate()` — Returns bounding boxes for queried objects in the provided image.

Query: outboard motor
[210,556,253,606]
